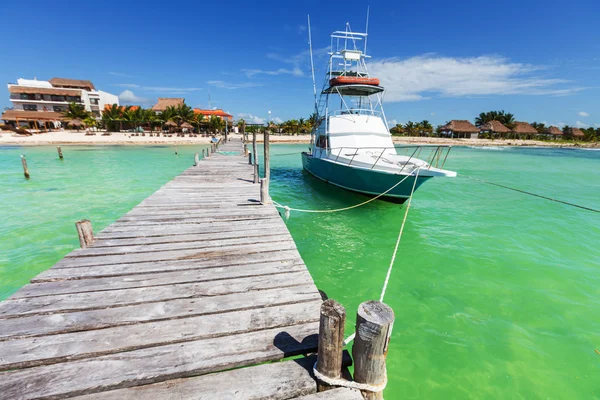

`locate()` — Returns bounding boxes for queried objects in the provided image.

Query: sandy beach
[1,130,598,148]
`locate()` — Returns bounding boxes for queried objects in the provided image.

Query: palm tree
[390,123,405,136]
[420,120,433,136]
[102,104,123,132]
[404,121,417,136]
[192,113,205,133]
[474,110,516,129]
[63,102,90,120]
[174,104,195,124]
[209,116,224,133]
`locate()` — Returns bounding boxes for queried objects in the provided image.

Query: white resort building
[1,77,119,128]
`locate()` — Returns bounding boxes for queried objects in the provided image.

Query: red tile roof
[194,108,232,118]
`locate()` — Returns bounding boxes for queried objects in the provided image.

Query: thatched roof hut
[440,120,479,133]
[181,122,194,129]
[479,120,510,134]
[152,98,185,112]
[546,126,563,135]
[1,110,65,122]
[164,121,177,127]
[571,127,585,137]
[512,122,538,135]
[49,77,96,91]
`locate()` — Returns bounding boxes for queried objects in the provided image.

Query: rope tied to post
[312,361,387,393]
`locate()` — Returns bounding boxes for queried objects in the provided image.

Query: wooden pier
[0,138,368,399]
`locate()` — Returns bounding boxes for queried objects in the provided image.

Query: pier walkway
[0,138,361,399]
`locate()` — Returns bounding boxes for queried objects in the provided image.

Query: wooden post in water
[57,146,63,160]
[254,163,259,184]
[252,130,258,183]
[316,299,346,392]
[263,129,270,197]
[194,152,200,166]
[248,152,252,165]
[352,301,395,400]
[75,219,94,249]
[260,178,270,204]
[21,155,30,179]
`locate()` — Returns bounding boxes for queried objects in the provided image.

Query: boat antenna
[308,14,318,114]
[364,6,370,55]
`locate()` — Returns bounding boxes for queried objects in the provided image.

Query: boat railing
[330,109,382,117]
[317,145,452,173]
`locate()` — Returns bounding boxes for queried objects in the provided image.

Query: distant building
[439,120,480,139]
[568,127,585,139]
[479,120,510,137]
[193,108,233,121]
[2,77,118,127]
[546,126,563,139]
[151,98,185,113]
[511,122,538,138]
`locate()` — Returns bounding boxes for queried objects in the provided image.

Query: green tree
[475,110,516,129]
[63,102,90,120]
[209,116,224,133]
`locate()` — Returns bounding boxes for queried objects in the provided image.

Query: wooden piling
[21,155,30,179]
[194,153,200,166]
[352,301,394,400]
[57,146,63,160]
[316,300,346,392]
[248,152,252,165]
[264,129,270,182]
[252,131,258,168]
[254,163,259,184]
[75,219,94,249]
[260,178,270,204]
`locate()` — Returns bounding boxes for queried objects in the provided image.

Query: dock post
[352,301,394,400]
[252,130,258,167]
[21,155,30,179]
[75,219,94,249]
[254,163,259,184]
[316,299,346,392]
[57,146,63,160]
[248,152,252,165]
[194,152,200,166]
[260,178,270,204]
[264,128,270,182]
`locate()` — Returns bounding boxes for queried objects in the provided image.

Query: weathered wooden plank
[0,301,321,370]
[70,356,320,400]
[91,226,289,247]
[0,322,320,400]
[53,241,297,269]
[0,271,314,317]
[14,261,305,298]
[68,233,290,257]
[0,284,321,340]
[98,218,278,235]
[33,250,304,281]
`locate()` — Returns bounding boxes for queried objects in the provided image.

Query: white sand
[1,130,597,148]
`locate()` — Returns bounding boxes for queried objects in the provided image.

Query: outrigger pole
[308,15,318,114]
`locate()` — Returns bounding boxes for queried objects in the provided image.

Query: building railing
[315,145,452,173]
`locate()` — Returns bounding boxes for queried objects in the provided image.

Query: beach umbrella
[68,119,86,127]
[164,121,177,127]
[181,122,193,129]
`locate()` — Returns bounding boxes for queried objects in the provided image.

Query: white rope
[272,168,417,215]
[313,361,387,393]
[342,167,421,347]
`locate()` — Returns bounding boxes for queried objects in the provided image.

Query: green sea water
[1,144,599,399]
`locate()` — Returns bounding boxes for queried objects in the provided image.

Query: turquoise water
[1,144,599,399]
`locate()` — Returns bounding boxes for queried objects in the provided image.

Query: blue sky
[1,0,599,128]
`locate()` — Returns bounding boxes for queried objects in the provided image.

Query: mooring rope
[462,174,600,214]
[312,361,387,393]
[272,169,417,219]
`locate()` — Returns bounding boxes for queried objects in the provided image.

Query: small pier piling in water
[0,137,393,399]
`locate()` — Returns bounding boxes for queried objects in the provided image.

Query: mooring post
[352,301,395,400]
[194,152,200,166]
[75,219,94,249]
[57,146,63,160]
[316,299,347,392]
[260,178,270,204]
[20,155,30,179]
[254,163,259,184]
[264,128,270,182]
[248,152,252,165]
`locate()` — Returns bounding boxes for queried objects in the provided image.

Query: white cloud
[578,111,589,117]
[594,124,600,128]
[430,112,436,116]
[369,55,583,102]
[238,113,265,124]
[272,117,283,124]
[298,25,307,34]
[118,90,148,104]
[556,122,566,128]
[113,84,202,93]
[575,120,589,128]
[242,68,304,78]
[387,119,399,126]
[207,80,262,89]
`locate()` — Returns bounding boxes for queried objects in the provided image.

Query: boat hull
[301,152,431,202]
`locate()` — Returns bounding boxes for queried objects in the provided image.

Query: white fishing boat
[302,22,456,202]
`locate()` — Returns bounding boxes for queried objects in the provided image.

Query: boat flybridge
[301,24,456,202]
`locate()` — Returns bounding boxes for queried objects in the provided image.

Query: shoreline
[1,131,598,148]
